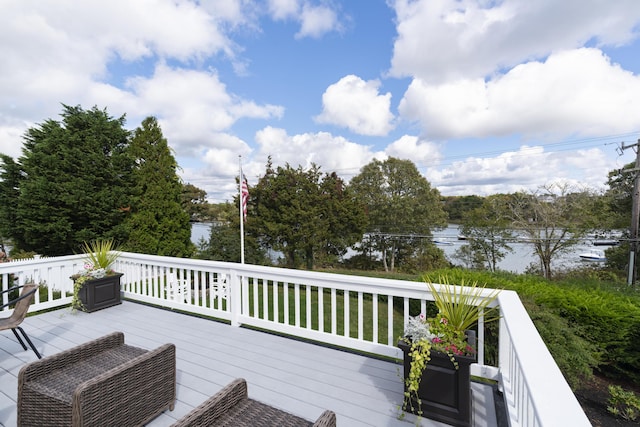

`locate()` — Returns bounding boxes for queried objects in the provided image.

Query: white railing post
[229,270,242,326]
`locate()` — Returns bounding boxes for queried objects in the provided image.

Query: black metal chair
[0,283,42,359]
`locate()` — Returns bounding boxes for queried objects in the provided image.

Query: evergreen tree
[0,155,22,248]
[249,159,366,269]
[122,117,194,257]
[0,105,133,255]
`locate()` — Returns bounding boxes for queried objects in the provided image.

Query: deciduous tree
[458,195,514,272]
[181,183,209,222]
[349,157,447,272]
[508,183,599,279]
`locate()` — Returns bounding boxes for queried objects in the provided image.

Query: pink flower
[440,317,448,325]
[432,337,442,344]
[419,313,426,321]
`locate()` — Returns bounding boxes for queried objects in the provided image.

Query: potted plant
[70,239,123,312]
[398,276,501,426]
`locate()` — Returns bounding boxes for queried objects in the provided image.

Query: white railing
[0,252,590,426]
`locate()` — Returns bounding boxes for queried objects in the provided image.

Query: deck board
[0,301,497,427]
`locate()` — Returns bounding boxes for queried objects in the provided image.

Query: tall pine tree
[123,117,193,257]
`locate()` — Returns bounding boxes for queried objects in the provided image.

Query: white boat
[434,239,454,246]
[579,250,606,262]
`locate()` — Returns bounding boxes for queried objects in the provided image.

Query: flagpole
[239,156,245,264]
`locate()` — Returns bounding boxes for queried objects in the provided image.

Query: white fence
[0,252,590,426]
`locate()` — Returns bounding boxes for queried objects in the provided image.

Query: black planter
[76,273,123,312]
[398,333,475,427]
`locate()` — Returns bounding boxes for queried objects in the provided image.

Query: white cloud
[268,0,300,20]
[0,0,250,157]
[267,0,342,38]
[399,48,640,140]
[296,3,340,39]
[254,126,385,179]
[385,135,442,165]
[316,75,395,136]
[390,0,640,83]
[125,64,283,154]
[428,145,613,196]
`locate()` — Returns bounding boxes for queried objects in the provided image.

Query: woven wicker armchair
[18,332,176,427]
[171,378,336,427]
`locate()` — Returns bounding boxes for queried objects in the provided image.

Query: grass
[244,280,407,345]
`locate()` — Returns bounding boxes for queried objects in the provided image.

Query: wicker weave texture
[170,378,336,427]
[18,332,176,427]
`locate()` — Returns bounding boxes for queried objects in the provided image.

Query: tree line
[200,160,636,280]
[1,104,635,281]
[0,105,194,258]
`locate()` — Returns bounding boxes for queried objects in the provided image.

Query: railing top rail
[497,291,590,426]
[116,252,502,305]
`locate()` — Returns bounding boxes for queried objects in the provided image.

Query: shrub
[426,268,640,385]
[607,385,640,421]
[521,297,598,390]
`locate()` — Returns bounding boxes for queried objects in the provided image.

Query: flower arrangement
[404,313,475,357]
[70,239,120,311]
[399,276,501,417]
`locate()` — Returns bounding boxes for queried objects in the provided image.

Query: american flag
[241,175,249,222]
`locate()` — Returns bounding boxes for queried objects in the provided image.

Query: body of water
[191,222,605,274]
[433,224,603,274]
[190,222,213,245]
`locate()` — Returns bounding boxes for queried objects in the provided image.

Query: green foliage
[442,195,484,223]
[181,183,209,221]
[509,183,603,279]
[425,275,501,332]
[349,157,447,272]
[121,117,194,257]
[459,195,514,272]
[197,220,269,265]
[249,159,366,269]
[608,385,640,421]
[605,163,635,229]
[400,276,497,417]
[395,241,449,274]
[521,297,598,390]
[0,155,22,243]
[0,105,134,255]
[81,238,121,270]
[428,268,640,385]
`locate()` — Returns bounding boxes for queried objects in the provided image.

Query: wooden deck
[0,301,499,426]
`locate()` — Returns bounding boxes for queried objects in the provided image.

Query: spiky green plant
[425,275,501,332]
[81,239,120,270]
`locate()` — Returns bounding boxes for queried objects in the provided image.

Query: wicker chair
[18,332,176,427]
[0,283,41,359]
[171,378,336,427]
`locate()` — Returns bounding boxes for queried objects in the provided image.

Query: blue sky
[2,0,640,203]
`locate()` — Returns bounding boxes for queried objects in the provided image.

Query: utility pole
[621,139,640,285]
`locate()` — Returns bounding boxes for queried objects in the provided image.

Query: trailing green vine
[404,338,431,416]
[71,274,90,311]
[399,275,502,418]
